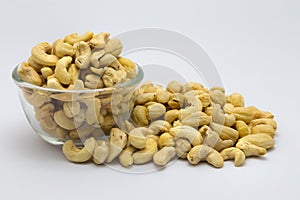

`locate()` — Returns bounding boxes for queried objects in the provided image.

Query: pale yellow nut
[210,89,226,106]
[131,105,149,127]
[31,42,59,66]
[64,31,94,45]
[164,110,179,124]
[198,92,211,107]
[54,127,68,140]
[93,140,109,165]
[136,93,156,104]
[226,93,245,107]
[248,106,274,119]
[106,128,127,163]
[168,93,185,109]
[146,102,166,120]
[156,90,172,104]
[89,32,110,49]
[18,62,43,86]
[251,124,275,137]
[53,39,75,57]
[119,146,137,167]
[220,147,246,167]
[54,110,79,130]
[175,138,191,159]
[128,127,154,149]
[223,103,253,123]
[203,130,233,152]
[184,92,203,110]
[104,38,123,57]
[63,101,81,118]
[235,120,251,138]
[149,120,171,135]
[62,137,97,163]
[236,140,266,157]
[35,103,55,121]
[55,56,72,85]
[224,114,236,127]
[102,67,127,87]
[90,49,105,68]
[118,57,137,79]
[239,133,274,149]
[84,74,103,89]
[41,67,53,79]
[132,137,158,164]
[158,132,175,149]
[185,82,208,92]
[180,109,211,128]
[169,126,203,146]
[74,41,92,69]
[153,146,176,166]
[98,54,117,68]
[68,64,79,84]
[24,90,51,107]
[166,81,185,94]
[187,145,224,168]
[210,122,239,143]
[28,56,44,72]
[81,98,101,127]
[249,118,277,131]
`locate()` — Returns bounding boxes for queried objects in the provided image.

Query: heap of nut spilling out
[17,31,277,168]
[63,81,277,168]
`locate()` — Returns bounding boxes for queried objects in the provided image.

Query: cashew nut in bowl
[64,31,94,45]
[52,39,75,57]
[31,42,59,66]
[18,62,43,86]
[62,137,97,163]
[104,38,123,57]
[89,32,110,49]
[55,56,72,85]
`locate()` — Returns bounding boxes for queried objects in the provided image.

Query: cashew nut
[18,62,43,86]
[136,93,156,104]
[53,39,75,57]
[106,128,127,163]
[64,31,94,45]
[158,132,175,149]
[89,50,105,68]
[235,120,251,138]
[226,93,245,107]
[166,81,186,94]
[148,120,171,135]
[175,138,191,159]
[93,140,109,165]
[187,145,224,168]
[236,141,266,157]
[164,110,179,124]
[251,124,275,137]
[54,56,72,85]
[131,105,149,127]
[84,74,104,89]
[41,67,54,79]
[220,147,246,167]
[153,147,176,166]
[128,127,154,149]
[169,126,203,146]
[62,137,97,163]
[203,129,233,152]
[210,89,226,106]
[249,118,277,131]
[118,57,137,79]
[119,146,136,167]
[31,42,59,66]
[238,133,274,149]
[89,32,110,49]
[210,122,239,143]
[104,38,123,57]
[132,137,158,164]
[63,101,81,118]
[74,41,91,69]
[54,110,79,130]
[146,102,166,120]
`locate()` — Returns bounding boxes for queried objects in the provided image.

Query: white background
[1,0,300,199]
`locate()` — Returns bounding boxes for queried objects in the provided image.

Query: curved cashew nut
[93,140,109,165]
[106,128,127,163]
[187,145,224,168]
[249,118,277,131]
[80,98,101,127]
[74,41,91,69]
[104,38,123,57]
[180,109,211,128]
[220,147,246,167]
[146,102,166,120]
[153,146,176,166]
[89,50,105,68]
[54,110,80,130]
[148,120,171,135]
[169,126,203,146]
[47,77,66,90]
[238,134,274,149]
[55,56,72,85]
[31,42,59,66]
[166,81,186,94]
[175,138,191,159]
[164,110,179,124]
[203,129,233,152]
[84,74,103,89]
[119,146,136,167]
[210,122,239,143]
[28,56,44,72]
[64,31,94,45]
[36,103,57,131]
[235,120,251,138]
[89,32,110,49]
[53,39,75,57]
[24,90,51,107]
[118,57,137,79]
[136,93,156,104]
[62,137,97,163]
[158,132,175,149]
[184,92,203,110]
[132,137,158,164]
[226,93,245,107]
[41,67,53,79]
[236,140,266,157]
[128,127,154,149]
[18,62,43,86]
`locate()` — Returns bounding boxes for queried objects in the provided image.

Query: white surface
[1,0,300,199]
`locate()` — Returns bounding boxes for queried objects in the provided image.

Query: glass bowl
[12,64,144,146]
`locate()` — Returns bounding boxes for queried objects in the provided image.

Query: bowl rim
[12,63,144,93]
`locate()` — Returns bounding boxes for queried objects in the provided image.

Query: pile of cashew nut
[62,81,277,168]
[18,32,138,140]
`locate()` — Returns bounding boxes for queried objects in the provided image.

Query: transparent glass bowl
[12,64,144,145]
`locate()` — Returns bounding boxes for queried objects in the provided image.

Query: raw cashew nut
[158,132,175,149]
[31,42,59,66]
[106,128,127,163]
[203,129,233,152]
[175,138,192,159]
[146,102,166,120]
[235,120,251,138]
[63,101,80,118]
[64,31,94,45]
[223,103,254,123]
[131,105,149,127]
[236,141,266,157]
[132,137,158,164]
[102,67,126,87]
[220,147,246,167]
[179,108,211,128]
[119,146,136,167]
[84,74,104,89]
[74,41,92,69]
[41,67,54,79]
[62,137,97,163]
[54,110,79,130]
[184,92,203,110]
[251,124,275,137]
[169,126,203,146]
[104,38,123,57]
[226,93,245,107]
[168,93,185,109]
[148,120,171,135]
[53,39,75,57]
[210,89,226,106]
[187,145,224,168]
[55,56,72,85]
[164,110,179,124]
[128,127,154,149]
[89,32,110,48]
[166,81,186,94]
[136,93,156,104]
[118,57,137,79]
[210,122,239,143]
[81,98,102,127]
[249,118,277,131]
[238,133,274,149]
[18,62,43,86]
[89,50,105,68]
[36,103,57,131]
[156,90,172,104]
[93,140,109,165]
[24,89,51,107]
[153,147,176,166]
